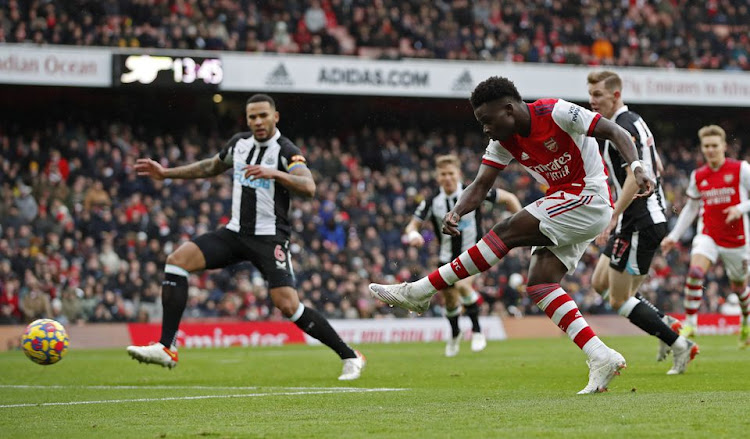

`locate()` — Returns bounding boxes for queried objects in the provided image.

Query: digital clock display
[114,54,223,88]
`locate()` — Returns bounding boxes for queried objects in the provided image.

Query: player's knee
[609,296,627,311]
[490,216,513,238]
[165,252,187,269]
[591,275,606,294]
[271,291,299,317]
[277,301,298,317]
[444,295,460,310]
[687,266,705,280]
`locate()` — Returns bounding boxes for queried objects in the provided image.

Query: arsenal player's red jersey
[687,158,750,248]
[481,99,609,201]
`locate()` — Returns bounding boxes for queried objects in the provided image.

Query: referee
[127,94,365,380]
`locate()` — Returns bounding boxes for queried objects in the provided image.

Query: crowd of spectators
[1,109,748,326]
[0,0,748,70]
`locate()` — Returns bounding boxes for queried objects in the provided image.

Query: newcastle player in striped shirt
[586,70,698,374]
[405,154,521,357]
[127,94,365,380]
[371,76,654,394]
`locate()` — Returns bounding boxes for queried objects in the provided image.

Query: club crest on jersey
[544,138,559,152]
[725,174,734,184]
[264,155,275,165]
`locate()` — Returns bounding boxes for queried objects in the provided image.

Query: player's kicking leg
[372,205,625,393]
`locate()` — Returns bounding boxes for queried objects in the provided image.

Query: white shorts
[691,234,748,281]
[525,191,612,274]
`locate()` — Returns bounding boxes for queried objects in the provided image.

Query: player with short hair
[405,154,522,356]
[586,70,698,373]
[661,125,750,347]
[127,94,365,380]
[371,76,654,394]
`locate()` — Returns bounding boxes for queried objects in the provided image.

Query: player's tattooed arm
[165,154,231,179]
[135,154,230,180]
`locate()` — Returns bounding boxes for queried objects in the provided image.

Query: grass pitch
[1,335,748,438]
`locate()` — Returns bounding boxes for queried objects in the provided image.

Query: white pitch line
[0,385,384,391]
[0,387,407,409]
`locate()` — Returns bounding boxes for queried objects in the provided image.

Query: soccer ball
[21,319,70,365]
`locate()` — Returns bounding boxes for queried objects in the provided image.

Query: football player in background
[404,154,521,356]
[661,125,750,347]
[586,70,697,373]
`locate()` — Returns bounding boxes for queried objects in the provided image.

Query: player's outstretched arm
[593,118,654,198]
[135,154,231,180]
[496,189,522,214]
[662,197,700,253]
[443,164,500,236]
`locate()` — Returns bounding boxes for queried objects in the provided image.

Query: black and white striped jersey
[601,105,666,232]
[413,184,499,263]
[218,130,306,238]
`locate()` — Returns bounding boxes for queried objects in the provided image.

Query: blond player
[405,154,521,356]
[661,125,750,346]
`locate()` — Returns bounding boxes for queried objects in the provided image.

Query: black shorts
[193,228,295,288]
[603,222,667,275]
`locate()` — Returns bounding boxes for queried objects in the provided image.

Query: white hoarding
[0,45,111,87]
[221,53,750,106]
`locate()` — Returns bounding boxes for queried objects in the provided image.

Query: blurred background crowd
[1,0,748,70]
[2,111,748,326]
[2,0,749,326]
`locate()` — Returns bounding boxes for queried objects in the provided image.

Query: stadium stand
[0,0,747,70]
[2,1,750,326]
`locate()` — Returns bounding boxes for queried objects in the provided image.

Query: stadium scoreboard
[113,54,222,89]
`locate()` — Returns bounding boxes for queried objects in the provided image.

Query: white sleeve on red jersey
[551,99,602,138]
[685,170,700,199]
[481,140,514,169]
[667,170,701,241]
[667,197,700,242]
[735,161,750,213]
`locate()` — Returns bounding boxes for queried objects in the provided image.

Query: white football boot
[445,330,464,357]
[127,342,178,369]
[657,315,683,362]
[577,349,627,394]
[667,338,699,375]
[471,332,487,352]
[338,350,366,381]
[369,282,431,314]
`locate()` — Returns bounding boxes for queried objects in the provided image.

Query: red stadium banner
[127,322,306,348]
[668,314,741,336]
